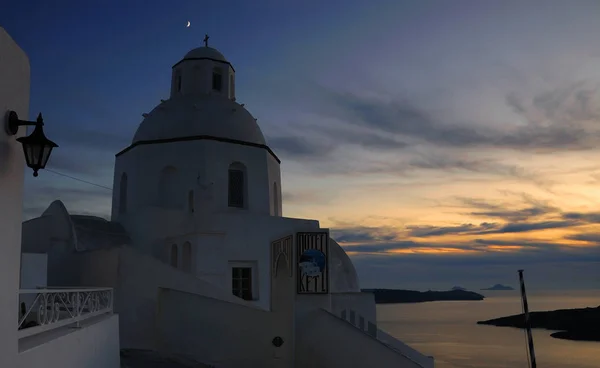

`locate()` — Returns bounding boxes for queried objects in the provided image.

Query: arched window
[170,244,178,268]
[228,162,246,208]
[158,166,179,208]
[119,173,128,214]
[182,242,192,272]
[212,67,223,91]
[229,74,235,99]
[188,190,195,213]
[273,182,279,216]
[174,70,182,93]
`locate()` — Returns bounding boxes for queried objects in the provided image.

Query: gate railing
[18,287,113,338]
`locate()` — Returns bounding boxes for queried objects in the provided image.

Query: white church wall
[295,309,426,368]
[0,26,29,367]
[212,212,321,310]
[156,288,283,368]
[113,144,196,214]
[18,314,120,368]
[203,140,273,215]
[192,232,227,285]
[113,139,278,221]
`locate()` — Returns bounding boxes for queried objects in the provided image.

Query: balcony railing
[18,287,114,338]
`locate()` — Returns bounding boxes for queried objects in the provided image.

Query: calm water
[377,290,600,368]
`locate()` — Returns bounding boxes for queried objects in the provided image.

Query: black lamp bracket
[5,111,44,136]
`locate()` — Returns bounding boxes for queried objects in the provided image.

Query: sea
[377,290,600,368]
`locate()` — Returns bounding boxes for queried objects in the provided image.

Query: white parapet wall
[19,313,120,368]
[296,309,430,368]
[18,288,120,368]
[377,329,435,368]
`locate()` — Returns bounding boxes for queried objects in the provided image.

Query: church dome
[132,94,266,145]
[183,46,227,62]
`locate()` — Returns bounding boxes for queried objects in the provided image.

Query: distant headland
[481,284,514,291]
[477,305,600,342]
[362,288,485,304]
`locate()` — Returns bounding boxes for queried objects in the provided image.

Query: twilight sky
[3,0,600,290]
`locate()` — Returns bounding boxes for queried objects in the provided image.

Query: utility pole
[518,269,537,368]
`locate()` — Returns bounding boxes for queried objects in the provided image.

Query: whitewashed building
[0,27,120,368]
[18,38,435,367]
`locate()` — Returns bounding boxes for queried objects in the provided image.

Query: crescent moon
[186,21,191,28]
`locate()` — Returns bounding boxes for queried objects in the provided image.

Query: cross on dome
[203,34,210,47]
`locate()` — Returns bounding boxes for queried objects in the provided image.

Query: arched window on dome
[170,244,178,268]
[174,70,182,93]
[228,162,247,209]
[273,181,279,216]
[188,190,195,213]
[212,67,223,91]
[119,173,128,214]
[229,74,235,99]
[182,241,192,272]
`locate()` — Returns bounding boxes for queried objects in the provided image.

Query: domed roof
[329,238,360,293]
[183,46,227,62]
[132,94,266,145]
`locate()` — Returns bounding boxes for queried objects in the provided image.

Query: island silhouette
[481,284,514,291]
[363,288,484,304]
[477,305,600,342]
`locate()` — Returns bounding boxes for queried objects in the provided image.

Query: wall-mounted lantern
[5,111,58,177]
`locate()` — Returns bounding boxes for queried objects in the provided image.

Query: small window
[232,267,253,300]
[170,244,178,268]
[188,190,195,213]
[119,173,128,214]
[228,167,245,208]
[212,68,222,91]
[229,74,235,99]
[175,71,182,92]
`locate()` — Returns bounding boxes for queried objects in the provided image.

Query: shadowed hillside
[477,305,600,342]
[362,288,485,304]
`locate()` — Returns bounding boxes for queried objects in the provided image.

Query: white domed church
[20,42,434,368]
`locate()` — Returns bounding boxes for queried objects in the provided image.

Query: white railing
[18,288,113,338]
[340,309,434,368]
